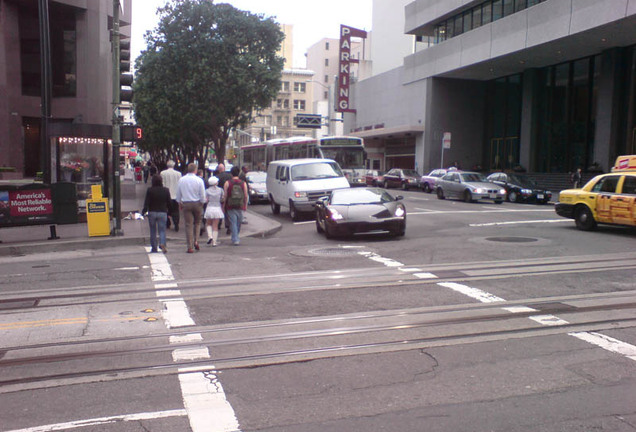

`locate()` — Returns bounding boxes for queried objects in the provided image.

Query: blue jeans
[227,209,243,244]
[148,211,167,251]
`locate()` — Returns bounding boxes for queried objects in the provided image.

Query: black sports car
[315,188,406,238]
[487,172,552,204]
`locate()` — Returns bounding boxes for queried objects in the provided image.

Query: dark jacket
[143,186,172,214]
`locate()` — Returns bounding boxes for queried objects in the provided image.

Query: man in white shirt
[176,163,206,253]
[160,160,182,231]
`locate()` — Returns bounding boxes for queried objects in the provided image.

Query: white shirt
[176,173,206,204]
[160,167,182,199]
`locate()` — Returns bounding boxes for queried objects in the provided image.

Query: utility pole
[38,0,52,184]
[111,0,123,235]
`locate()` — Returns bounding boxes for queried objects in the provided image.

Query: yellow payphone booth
[86,185,110,236]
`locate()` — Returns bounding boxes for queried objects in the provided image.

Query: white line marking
[357,251,404,267]
[170,333,204,344]
[399,268,423,272]
[470,219,570,227]
[114,266,140,271]
[4,410,188,432]
[437,282,506,303]
[156,290,183,298]
[178,370,241,432]
[172,347,211,362]
[293,221,314,225]
[529,314,570,326]
[147,250,241,432]
[569,332,636,362]
[502,306,538,314]
[408,209,555,215]
[414,272,438,279]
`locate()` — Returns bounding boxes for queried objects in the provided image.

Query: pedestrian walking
[176,163,206,253]
[215,163,233,233]
[571,168,582,188]
[160,160,182,232]
[143,161,150,184]
[142,174,172,254]
[223,166,248,246]
[204,176,224,246]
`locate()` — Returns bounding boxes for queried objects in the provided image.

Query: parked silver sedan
[436,171,506,203]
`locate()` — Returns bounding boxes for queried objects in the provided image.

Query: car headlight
[500,189,506,194]
[327,207,344,220]
[474,188,484,193]
[521,189,532,194]
[395,207,405,217]
[294,191,307,199]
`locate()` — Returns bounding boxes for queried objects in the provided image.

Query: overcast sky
[131,0,372,68]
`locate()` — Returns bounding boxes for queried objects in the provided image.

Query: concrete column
[520,69,538,171]
[594,48,622,171]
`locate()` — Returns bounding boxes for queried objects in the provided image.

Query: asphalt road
[1,188,636,431]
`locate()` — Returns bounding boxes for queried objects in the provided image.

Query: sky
[131,0,373,68]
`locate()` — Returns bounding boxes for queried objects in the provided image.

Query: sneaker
[207,238,213,245]
[232,242,239,246]
[226,228,231,234]
[174,225,179,232]
[160,245,167,254]
[194,242,200,251]
[187,249,194,254]
[212,241,218,247]
[150,248,158,253]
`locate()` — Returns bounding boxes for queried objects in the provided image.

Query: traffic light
[119,39,133,102]
[121,125,143,142]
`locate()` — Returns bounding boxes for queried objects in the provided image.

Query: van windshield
[291,162,344,181]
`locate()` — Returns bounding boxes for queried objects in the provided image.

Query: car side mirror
[395,195,404,201]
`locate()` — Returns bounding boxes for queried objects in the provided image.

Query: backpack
[227,180,245,208]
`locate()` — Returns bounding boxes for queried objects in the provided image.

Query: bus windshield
[320,148,365,169]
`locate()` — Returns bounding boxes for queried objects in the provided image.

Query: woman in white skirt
[204,176,225,246]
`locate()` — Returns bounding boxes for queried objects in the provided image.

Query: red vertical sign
[337,25,367,113]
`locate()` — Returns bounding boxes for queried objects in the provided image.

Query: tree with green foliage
[134,0,285,168]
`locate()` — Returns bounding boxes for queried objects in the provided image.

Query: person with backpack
[223,166,248,246]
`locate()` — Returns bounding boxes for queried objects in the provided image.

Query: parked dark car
[420,168,449,193]
[382,168,421,190]
[315,188,406,238]
[487,172,552,204]
[245,171,269,203]
[365,170,385,187]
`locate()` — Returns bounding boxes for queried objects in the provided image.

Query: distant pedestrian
[223,166,248,246]
[143,162,150,183]
[204,176,224,246]
[571,168,582,188]
[142,174,172,254]
[215,163,233,232]
[176,163,206,253]
[160,160,182,232]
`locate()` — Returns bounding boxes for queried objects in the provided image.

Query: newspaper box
[86,185,110,236]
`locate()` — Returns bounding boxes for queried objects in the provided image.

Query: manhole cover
[485,237,539,243]
[308,247,362,257]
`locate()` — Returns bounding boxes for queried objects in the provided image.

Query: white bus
[239,136,366,186]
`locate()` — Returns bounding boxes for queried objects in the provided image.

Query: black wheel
[507,191,517,202]
[494,200,503,204]
[324,223,334,239]
[315,215,324,233]
[289,200,300,221]
[464,190,473,203]
[422,183,430,193]
[383,180,389,189]
[436,188,445,200]
[270,196,280,214]
[575,206,597,231]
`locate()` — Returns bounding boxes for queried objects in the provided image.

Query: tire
[315,214,324,233]
[436,188,445,200]
[270,196,280,214]
[422,183,430,193]
[289,200,300,221]
[464,190,473,203]
[507,191,517,203]
[494,200,503,204]
[324,223,334,239]
[575,205,597,231]
[383,180,389,189]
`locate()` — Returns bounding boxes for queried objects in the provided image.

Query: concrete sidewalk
[0,180,281,256]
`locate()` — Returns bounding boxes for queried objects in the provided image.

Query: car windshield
[246,172,267,183]
[508,174,537,188]
[430,170,445,177]
[460,173,487,182]
[402,170,419,177]
[331,188,394,205]
[291,162,344,180]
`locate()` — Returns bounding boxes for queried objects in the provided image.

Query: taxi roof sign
[612,155,636,172]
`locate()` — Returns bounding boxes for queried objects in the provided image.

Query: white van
[267,159,350,220]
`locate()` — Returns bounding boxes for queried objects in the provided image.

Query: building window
[473,5,482,28]
[324,74,329,83]
[294,82,306,93]
[483,2,492,24]
[281,81,290,92]
[492,0,503,21]
[276,99,283,108]
[325,58,329,66]
[324,91,329,99]
[293,100,306,110]
[503,0,515,17]
[515,0,527,12]
[277,116,283,126]
[463,10,472,33]
[325,41,330,50]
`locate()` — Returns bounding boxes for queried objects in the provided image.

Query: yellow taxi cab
[555,155,636,230]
